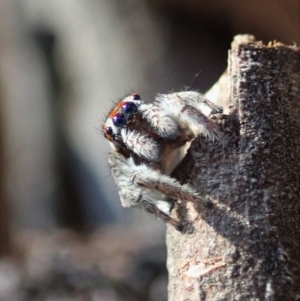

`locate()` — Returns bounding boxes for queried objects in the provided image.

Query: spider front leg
[108,151,184,229]
[131,164,206,206]
[155,92,226,142]
[175,91,223,115]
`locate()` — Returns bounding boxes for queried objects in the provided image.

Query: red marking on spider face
[108,100,125,119]
[107,93,138,118]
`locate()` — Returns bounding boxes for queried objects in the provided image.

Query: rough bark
[167,35,300,300]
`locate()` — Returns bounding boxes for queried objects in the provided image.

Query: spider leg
[109,150,205,207]
[141,197,182,228]
[138,103,178,138]
[181,104,225,142]
[175,91,223,114]
[131,164,206,206]
[155,92,226,142]
[108,151,183,228]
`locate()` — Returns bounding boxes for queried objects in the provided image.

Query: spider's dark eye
[112,113,126,127]
[122,102,137,114]
[132,94,140,100]
[105,127,113,135]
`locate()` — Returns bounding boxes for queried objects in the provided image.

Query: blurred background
[0,0,299,300]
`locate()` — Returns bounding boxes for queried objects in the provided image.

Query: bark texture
[167,36,300,300]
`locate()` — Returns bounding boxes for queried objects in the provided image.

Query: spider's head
[104,93,164,164]
[103,93,142,144]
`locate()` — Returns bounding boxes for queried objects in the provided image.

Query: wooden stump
[167,35,300,300]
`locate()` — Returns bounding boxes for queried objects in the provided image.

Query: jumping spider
[103,91,224,230]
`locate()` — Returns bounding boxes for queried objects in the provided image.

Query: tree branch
[167,35,300,300]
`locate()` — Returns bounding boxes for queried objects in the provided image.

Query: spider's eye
[132,94,140,100]
[112,113,126,127]
[105,127,113,135]
[122,102,137,114]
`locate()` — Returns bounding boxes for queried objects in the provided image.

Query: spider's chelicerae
[103,91,224,230]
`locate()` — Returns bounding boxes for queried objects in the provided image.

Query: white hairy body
[103,91,224,230]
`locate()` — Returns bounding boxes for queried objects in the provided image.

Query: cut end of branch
[167,34,300,300]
